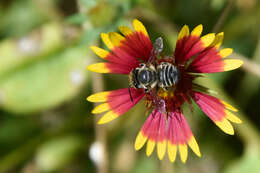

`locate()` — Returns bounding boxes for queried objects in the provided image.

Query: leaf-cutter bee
[129,37,180,112]
[128,37,180,112]
[129,37,179,91]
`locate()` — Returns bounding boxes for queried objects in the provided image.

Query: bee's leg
[128,86,134,102]
[149,88,166,113]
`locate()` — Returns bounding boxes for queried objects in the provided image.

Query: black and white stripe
[157,62,179,88]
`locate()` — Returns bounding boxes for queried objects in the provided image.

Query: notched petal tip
[211,32,224,49]
[101,33,114,49]
[108,32,125,47]
[177,25,190,40]
[118,26,133,36]
[225,110,242,124]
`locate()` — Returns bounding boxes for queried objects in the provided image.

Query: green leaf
[0,23,75,77]
[35,135,85,172]
[0,0,48,37]
[0,46,90,114]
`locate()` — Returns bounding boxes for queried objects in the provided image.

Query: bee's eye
[140,63,145,67]
[138,70,151,84]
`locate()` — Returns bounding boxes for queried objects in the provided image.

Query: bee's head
[129,63,150,89]
[129,68,140,89]
[129,63,157,91]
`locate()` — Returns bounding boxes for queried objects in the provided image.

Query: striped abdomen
[157,62,179,88]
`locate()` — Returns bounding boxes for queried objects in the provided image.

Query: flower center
[143,58,196,113]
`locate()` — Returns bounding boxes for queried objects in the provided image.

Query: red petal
[107,88,144,114]
[191,92,226,122]
[174,36,200,63]
[105,62,134,74]
[167,111,193,145]
[119,32,153,62]
[188,47,224,73]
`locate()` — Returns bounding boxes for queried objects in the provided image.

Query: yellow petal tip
[87,63,110,73]
[211,32,224,48]
[221,100,238,112]
[191,24,203,37]
[157,140,166,160]
[108,32,125,46]
[219,48,233,58]
[146,140,155,156]
[97,111,118,124]
[87,92,109,102]
[218,32,224,36]
[179,144,188,163]
[101,33,114,49]
[118,26,133,36]
[178,25,190,40]
[135,132,147,150]
[225,110,242,124]
[168,142,177,163]
[91,103,110,114]
[215,119,234,135]
[90,46,109,59]
[188,136,201,157]
[201,33,215,47]
[223,59,243,71]
[133,19,148,36]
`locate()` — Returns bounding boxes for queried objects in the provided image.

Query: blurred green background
[0,0,259,172]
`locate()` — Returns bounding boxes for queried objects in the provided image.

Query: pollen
[157,88,175,99]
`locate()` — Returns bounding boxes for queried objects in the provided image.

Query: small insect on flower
[87,19,243,163]
[129,37,180,94]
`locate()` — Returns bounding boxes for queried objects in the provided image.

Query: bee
[128,37,180,102]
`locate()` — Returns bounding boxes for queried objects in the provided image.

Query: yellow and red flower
[87,19,243,163]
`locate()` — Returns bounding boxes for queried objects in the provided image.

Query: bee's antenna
[128,86,134,102]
